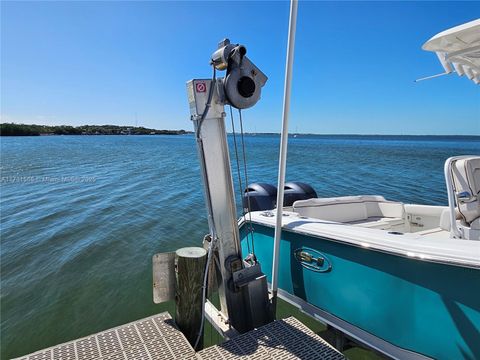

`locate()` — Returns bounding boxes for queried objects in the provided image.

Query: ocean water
[1,134,478,359]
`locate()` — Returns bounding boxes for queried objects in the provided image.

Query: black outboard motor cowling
[283,182,318,206]
[243,182,318,212]
[243,183,277,212]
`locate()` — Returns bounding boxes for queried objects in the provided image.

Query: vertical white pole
[271,0,298,311]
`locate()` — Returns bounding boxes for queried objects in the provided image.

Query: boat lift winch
[185,39,271,335]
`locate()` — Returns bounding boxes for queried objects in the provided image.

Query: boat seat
[451,157,480,228]
[293,196,405,229]
[439,208,462,231]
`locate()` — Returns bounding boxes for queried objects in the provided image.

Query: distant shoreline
[0,123,477,138]
[0,123,190,136]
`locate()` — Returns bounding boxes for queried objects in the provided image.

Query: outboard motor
[243,183,277,212]
[283,182,318,206]
[243,182,318,211]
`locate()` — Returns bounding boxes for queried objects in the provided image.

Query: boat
[238,19,480,360]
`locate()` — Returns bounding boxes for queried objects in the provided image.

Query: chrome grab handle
[294,248,332,273]
[296,251,324,267]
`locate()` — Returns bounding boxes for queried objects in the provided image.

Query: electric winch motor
[211,39,268,110]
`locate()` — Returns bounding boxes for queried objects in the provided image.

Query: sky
[1,1,479,135]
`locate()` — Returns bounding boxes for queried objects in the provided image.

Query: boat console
[445,156,480,240]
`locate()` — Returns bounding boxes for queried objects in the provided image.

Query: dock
[13,312,345,360]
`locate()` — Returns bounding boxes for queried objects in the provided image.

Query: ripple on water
[1,134,479,358]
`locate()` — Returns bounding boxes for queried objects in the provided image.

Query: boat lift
[186,38,272,335]
[184,0,300,339]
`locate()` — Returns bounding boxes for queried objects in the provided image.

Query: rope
[229,106,251,254]
[238,109,256,257]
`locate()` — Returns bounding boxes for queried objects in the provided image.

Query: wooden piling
[175,247,207,349]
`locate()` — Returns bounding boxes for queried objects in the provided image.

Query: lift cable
[238,108,256,259]
[229,105,252,255]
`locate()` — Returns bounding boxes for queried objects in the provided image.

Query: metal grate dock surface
[14,313,345,360]
[197,317,345,360]
[13,312,196,360]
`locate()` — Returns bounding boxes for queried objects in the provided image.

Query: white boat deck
[13,312,344,360]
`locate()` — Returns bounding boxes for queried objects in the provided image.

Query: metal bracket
[232,263,263,288]
[226,255,243,274]
[204,299,239,340]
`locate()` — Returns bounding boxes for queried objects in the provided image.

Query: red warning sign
[195,82,206,93]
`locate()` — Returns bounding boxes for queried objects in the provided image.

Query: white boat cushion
[440,208,451,231]
[366,202,405,218]
[294,195,386,207]
[293,196,404,224]
[439,208,461,231]
[451,157,480,226]
[404,204,446,217]
[295,201,368,222]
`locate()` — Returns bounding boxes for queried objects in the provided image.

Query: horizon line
[1,123,479,137]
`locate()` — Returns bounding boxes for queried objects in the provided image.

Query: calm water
[1,134,479,359]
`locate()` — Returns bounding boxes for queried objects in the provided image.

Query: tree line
[0,123,188,136]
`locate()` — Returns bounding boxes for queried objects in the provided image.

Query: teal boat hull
[240,223,480,360]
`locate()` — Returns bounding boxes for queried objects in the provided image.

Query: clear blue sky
[1,1,479,135]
